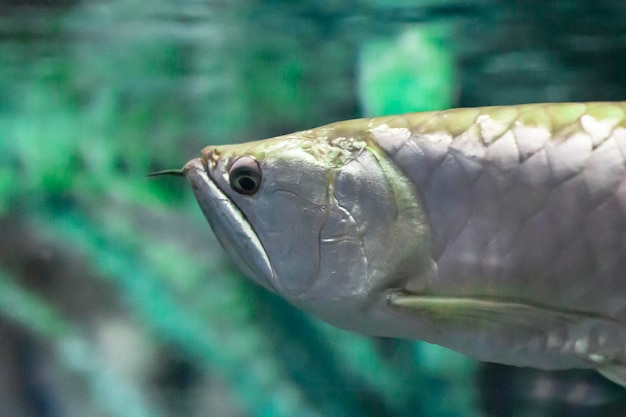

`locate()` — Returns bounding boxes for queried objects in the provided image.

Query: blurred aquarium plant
[2,0,626,417]
[358,26,456,116]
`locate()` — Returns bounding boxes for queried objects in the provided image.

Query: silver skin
[181,103,626,386]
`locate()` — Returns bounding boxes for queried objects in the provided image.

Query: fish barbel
[165,102,626,386]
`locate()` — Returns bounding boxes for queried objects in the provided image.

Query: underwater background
[2,0,626,416]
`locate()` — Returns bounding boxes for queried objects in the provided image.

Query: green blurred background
[2,1,626,416]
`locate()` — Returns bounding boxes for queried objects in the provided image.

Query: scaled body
[179,103,626,386]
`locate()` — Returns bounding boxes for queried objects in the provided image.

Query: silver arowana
[163,102,626,387]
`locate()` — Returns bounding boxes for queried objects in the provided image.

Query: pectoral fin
[389,294,582,334]
[390,294,626,388]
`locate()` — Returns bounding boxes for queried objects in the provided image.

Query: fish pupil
[238,175,256,191]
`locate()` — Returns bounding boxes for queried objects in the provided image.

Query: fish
[153,102,626,387]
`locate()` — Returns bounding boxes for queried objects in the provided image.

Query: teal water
[1,1,626,416]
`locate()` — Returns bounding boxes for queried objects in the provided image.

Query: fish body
[179,102,626,386]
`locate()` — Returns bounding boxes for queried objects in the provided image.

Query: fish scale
[370,103,626,317]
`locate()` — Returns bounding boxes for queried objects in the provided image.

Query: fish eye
[228,156,262,195]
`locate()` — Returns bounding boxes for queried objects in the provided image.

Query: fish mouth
[183,157,277,292]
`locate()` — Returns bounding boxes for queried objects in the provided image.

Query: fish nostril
[200,147,222,171]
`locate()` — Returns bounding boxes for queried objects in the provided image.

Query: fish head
[183,127,432,330]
